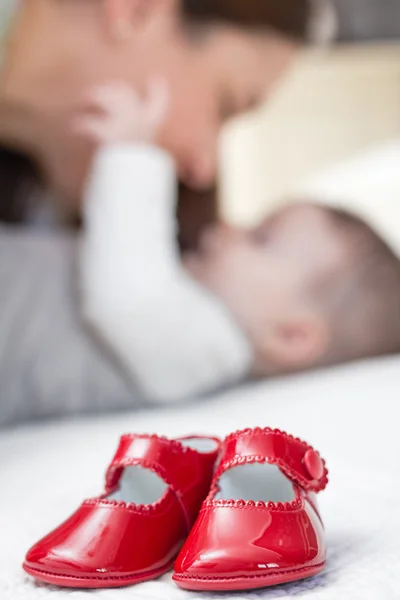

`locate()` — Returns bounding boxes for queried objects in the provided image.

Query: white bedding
[1,355,399,600]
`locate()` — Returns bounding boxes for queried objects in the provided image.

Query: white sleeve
[81,144,252,403]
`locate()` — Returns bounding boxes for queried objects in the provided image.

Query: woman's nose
[179,146,217,190]
[180,160,215,190]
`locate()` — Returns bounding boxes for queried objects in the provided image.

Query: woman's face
[156,26,296,190]
[0,0,297,203]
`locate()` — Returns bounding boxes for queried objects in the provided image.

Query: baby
[77,82,400,402]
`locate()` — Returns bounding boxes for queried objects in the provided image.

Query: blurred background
[0,0,397,411]
[220,1,400,226]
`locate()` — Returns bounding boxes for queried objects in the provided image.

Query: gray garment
[0,225,143,428]
[333,0,400,41]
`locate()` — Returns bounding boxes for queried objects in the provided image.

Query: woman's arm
[81,144,251,402]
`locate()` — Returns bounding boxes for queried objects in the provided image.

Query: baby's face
[185,203,346,347]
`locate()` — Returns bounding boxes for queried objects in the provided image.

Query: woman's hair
[0,146,42,223]
[182,0,310,39]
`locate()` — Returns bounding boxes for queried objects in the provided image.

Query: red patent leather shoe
[173,427,328,592]
[23,433,221,588]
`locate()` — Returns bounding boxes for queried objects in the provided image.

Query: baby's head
[185,202,400,375]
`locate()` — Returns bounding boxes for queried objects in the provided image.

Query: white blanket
[1,355,400,600]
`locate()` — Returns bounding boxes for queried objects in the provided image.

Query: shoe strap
[216,428,328,493]
[105,434,218,528]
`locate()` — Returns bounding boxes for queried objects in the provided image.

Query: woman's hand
[72,79,170,145]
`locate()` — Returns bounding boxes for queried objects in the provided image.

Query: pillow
[298,139,400,258]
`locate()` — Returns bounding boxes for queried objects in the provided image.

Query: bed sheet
[1,355,399,600]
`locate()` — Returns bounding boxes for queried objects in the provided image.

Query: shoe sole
[23,559,175,589]
[173,561,326,591]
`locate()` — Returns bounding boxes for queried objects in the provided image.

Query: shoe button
[303,449,324,481]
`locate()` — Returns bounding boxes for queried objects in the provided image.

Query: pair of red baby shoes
[23,427,328,592]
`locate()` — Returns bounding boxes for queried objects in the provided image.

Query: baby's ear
[264,313,330,372]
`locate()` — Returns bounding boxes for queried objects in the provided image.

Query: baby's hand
[72,79,169,145]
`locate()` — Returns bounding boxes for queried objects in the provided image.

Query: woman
[0,0,308,427]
